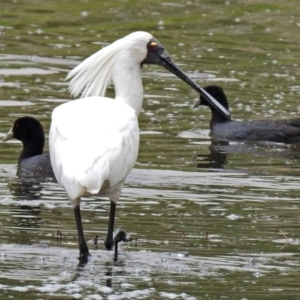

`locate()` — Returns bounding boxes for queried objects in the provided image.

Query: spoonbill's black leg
[104,201,116,250]
[74,204,90,258]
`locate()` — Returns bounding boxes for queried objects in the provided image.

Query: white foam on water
[107,288,155,300]
[159,292,178,299]
[85,295,103,300]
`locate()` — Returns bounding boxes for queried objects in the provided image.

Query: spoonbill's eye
[149,41,158,51]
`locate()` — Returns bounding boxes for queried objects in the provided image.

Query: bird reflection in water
[195,138,300,171]
[6,170,57,246]
[195,140,229,169]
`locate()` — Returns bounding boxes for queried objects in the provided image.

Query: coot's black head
[196,85,229,110]
[3,116,45,158]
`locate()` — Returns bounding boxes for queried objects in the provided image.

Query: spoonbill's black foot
[78,251,91,265]
[79,250,91,257]
[113,228,132,261]
[113,228,132,244]
[104,237,114,251]
[79,244,91,258]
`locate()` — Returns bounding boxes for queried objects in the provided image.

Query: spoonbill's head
[141,34,230,119]
[67,31,230,119]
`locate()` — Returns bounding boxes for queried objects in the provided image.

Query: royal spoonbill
[50,31,229,259]
[194,85,300,143]
[3,117,54,177]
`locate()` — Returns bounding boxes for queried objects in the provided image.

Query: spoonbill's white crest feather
[50,97,139,203]
[67,31,153,99]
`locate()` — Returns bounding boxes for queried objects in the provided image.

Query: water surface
[1,0,300,299]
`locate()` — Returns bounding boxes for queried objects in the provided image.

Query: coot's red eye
[15,123,19,129]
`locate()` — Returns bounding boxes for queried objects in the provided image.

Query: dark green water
[1,0,300,299]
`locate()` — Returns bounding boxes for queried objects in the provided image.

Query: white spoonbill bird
[50,31,229,259]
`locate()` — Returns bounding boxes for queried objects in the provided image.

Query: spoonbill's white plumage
[51,98,137,201]
[49,31,227,259]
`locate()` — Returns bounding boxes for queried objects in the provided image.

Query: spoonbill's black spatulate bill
[50,31,224,260]
[145,49,230,119]
[3,117,54,177]
[195,85,300,143]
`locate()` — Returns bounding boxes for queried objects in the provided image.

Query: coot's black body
[196,85,300,143]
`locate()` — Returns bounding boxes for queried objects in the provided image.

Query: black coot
[2,116,54,177]
[195,85,300,143]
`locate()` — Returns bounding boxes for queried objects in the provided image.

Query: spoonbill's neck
[112,57,143,116]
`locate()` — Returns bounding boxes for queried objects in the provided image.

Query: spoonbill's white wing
[50,97,139,201]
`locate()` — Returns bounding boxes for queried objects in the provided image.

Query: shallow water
[1,0,300,299]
